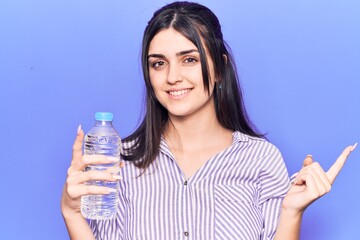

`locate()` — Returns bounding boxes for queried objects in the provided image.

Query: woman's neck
[163,107,233,179]
[164,109,232,153]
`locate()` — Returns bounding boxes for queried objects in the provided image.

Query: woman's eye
[151,61,166,69]
[183,57,198,64]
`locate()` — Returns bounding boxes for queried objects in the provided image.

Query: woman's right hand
[61,125,122,219]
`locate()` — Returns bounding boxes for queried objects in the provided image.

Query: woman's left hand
[282,143,357,213]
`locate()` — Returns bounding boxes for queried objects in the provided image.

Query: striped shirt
[89,131,290,240]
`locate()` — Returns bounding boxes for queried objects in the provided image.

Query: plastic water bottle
[81,112,121,220]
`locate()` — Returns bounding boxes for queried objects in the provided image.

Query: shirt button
[184,180,188,186]
[184,231,189,237]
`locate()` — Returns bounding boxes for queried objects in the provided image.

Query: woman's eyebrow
[176,49,198,56]
[148,53,165,59]
[147,49,199,59]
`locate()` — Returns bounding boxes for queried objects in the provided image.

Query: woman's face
[148,28,216,120]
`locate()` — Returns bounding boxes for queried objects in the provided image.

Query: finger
[326,144,356,184]
[295,173,324,204]
[291,155,314,185]
[294,165,319,189]
[298,163,331,194]
[67,169,122,185]
[69,155,120,173]
[72,125,84,162]
[67,184,117,199]
[303,155,314,167]
[83,155,120,164]
[308,162,332,193]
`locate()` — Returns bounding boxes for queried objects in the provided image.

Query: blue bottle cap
[95,112,113,121]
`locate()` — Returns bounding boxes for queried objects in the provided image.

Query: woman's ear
[223,54,228,64]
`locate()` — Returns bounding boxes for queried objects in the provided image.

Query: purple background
[0,0,359,239]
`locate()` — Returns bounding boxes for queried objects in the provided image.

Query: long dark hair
[122,1,263,169]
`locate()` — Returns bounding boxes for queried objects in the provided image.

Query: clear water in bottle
[81,112,121,220]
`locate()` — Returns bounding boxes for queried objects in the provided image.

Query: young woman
[61,2,356,239]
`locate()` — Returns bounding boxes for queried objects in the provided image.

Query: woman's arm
[275,144,357,240]
[61,126,121,240]
[275,206,303,240]
[61,196,95,240]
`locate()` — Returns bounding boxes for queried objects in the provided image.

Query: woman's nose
[167,63,183,84]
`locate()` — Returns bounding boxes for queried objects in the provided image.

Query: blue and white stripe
[89,131,290,240]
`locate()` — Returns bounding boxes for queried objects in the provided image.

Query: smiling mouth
[168,89,192,96]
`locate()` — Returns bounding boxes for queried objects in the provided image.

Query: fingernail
[107,188,117,193]
[351,142,358,152]
[306,154,313,159]
[77,124,82,135]
[112,175,122,180]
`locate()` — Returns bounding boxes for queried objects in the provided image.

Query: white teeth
[169,89,191,96]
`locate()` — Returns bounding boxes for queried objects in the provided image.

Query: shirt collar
[159,136,174,158]
[232,131,250,143]
[159,131,249,156]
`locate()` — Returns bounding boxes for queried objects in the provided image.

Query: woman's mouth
[168,89,192,96]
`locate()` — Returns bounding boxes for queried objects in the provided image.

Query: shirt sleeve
[257,144,290,240]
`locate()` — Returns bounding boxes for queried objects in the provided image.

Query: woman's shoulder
[233,131,282,157]
[233,131,274,145]
[120,138,138,155]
